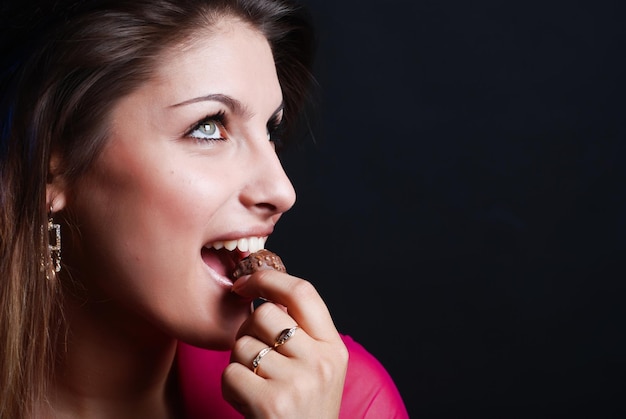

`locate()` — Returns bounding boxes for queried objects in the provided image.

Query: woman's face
[59,18,295,348]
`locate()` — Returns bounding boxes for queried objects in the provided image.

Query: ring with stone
[274,326,298,348]
[252,346,273,374]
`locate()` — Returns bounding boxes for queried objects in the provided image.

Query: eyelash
[185,111,227,142]
[267,113,285,148]
[184,110,285,146]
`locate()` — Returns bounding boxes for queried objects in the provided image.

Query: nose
[239,140,296,216]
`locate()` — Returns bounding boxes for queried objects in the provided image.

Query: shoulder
[340,335,410,419]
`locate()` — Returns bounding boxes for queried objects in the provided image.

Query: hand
[223,270,348,418]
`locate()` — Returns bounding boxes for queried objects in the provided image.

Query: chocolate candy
[232,249,286,279]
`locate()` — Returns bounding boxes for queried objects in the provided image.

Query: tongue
[201,247,237,277]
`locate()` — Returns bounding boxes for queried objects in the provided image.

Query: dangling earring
[48,206,62,274]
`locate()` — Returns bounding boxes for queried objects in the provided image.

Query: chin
[177,328,238,351]
[173,303,250,351]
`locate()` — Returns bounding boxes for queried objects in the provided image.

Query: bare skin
[42,16,347,418]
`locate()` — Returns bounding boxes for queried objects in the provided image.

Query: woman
[0,0,408,417]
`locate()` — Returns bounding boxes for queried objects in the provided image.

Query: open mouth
[201,236,267,279]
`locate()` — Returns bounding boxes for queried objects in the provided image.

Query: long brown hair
[0,0,314,415]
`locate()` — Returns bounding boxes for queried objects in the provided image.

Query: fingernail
[231,275,249,293]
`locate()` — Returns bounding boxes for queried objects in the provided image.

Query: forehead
[151,17,277,94]
[156,16,273,76]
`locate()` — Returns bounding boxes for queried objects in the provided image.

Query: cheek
[67,148,228,286]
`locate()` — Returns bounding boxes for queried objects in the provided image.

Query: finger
[221,362,264,416]
[236,302,309,357]
[230,335,272,376]
[230,334,292,380]
[232,270,339,341]
[252,297,288,313]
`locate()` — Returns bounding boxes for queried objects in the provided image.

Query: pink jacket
[177,334,409,418]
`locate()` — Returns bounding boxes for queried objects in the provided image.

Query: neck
[46,295,182,418]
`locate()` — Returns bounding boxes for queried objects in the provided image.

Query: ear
[46,151,67,213]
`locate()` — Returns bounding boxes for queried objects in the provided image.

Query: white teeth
[208,237,266,253]
[248,237,260,252]
[224,240,238,251]
[237,238,249,252]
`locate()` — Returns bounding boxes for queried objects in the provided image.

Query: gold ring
[274,326,298,348]
[252,346,273,374]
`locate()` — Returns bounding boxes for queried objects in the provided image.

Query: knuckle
[317,355,339,384]
[251,299,279,322]
[221,362,237,385]
[267,392,294,417]
[316,343,349,384]
[232,334,257,354]
[289,279,317,301]
[337,342,349,364]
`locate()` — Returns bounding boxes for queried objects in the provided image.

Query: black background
[272,1,626,417]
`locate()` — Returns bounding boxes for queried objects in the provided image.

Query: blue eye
[186,112,226,141]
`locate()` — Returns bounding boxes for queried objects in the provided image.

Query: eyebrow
[170,93,250,115]
[170,93,283,121]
